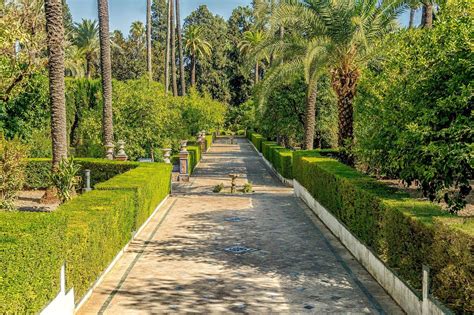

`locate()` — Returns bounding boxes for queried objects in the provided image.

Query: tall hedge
[293,154,473,313]
[0,162,172,313]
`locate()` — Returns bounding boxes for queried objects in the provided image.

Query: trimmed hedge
[205,135,213,151]
[187,145,202,172]
[0,163,172,313]
[96,163,172,229]
[273,149,293,179]
[0,212,65,313]
[251,133,265,152]
[25,158,139,189]
[293,154,473,313]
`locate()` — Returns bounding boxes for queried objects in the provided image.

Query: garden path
[78,138,402,314]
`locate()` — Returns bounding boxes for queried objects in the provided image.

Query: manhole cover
[224,217,247,222]
[224,246,257,254]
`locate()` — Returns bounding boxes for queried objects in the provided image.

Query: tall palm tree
[274,0,404,163]
[165,0,171,93]
[407,0,421,28]
[146,0,152,80]
[98,0,114,155]
[238,30,266,85]
[44,0,67,167]
[421,1,434,28]
[184,25,212,87]
[175,0,186,96]
[170,0,178,96]
[73,19,99,79]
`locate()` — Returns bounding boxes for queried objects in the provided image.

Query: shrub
[96,163,172,229]
[205,135,213,151]
[48,158,81,203]
[0,137,28,210]
[0,162,173,312]
[251,133,265,152]
[293,153,473,313]
[273,149,293,179]
[0,212,66,313]
[187,145,202,173]
[261,141,277,161]
[24,158,139,190]
[213,183,224,193]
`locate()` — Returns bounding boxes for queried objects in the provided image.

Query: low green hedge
[187,145,202,172]
[205,135,213,151]
[251,133,265,152]
[273,149,293,179]
[261,141,277,161]
[293,153,473,313]
[0,163,172,313]
[96,163,172,229]
[25,158,139,189]
[0,212,65,313]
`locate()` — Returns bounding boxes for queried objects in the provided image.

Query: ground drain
[224,245,258,254]
[224,217,248,222]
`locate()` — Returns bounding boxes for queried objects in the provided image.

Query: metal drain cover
[224,217,247,222]
[224,246,257,254]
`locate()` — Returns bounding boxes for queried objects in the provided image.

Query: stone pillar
[83,169,92,192]
[163,148,172,164]
[179,140,190,182]
[115,140,128,161]
[105,142,115,160]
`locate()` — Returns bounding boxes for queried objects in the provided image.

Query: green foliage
[0,212,66,313]
[0,137,28,211]
[48,158,82,203]
[187,145,202,173]
[0,163,172,312]
[205,135,213,151]
[242,181,253,193]
[25,158,139,190]
[355,1,473,213]
[273,149,293,179]
[213,183,224,193]
[251,133,265,151]
[292,153,473,313]
[96,163,172,229]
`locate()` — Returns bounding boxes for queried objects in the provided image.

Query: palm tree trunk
[423,4,433,28]
[255,62,259,85]
[85,53,92,79]
[170,0,178,96]
[409,8,415,28]
[191,52,196,87]
[146,0,152,80]
[165,0,171,93]
[303,84,318,150]
[98,0,114,150]
[175,0,186,96]
[44,0,68,168]
[332,67,359,165]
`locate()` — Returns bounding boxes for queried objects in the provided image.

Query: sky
[68,0,419,34]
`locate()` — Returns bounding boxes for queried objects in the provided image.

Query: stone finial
[163,148,172,164]
[105,142,115,160]
[180,140,188,152]
[115,140,128,161]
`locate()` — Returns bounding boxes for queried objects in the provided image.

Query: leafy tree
[184,5,231,103]
[226,6,254,105]
[73,19,99,79]
[97,0,114,152]
[146,0,152,80]
[355,0,473,212]
[184,26,212,87]
[151,0,168,82]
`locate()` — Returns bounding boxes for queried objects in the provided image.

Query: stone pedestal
[115,140,128,161]
[179,140,190,182]
[163,148,172,164]
[105,142,115,160]
[83,169,92,192]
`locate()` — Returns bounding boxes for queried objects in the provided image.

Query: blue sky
[68,0,419,34]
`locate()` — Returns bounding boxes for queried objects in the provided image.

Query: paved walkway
[79,138,403,314]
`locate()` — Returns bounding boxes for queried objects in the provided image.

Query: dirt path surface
[78,138,403,314]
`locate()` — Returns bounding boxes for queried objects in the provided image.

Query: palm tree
[146,0,152,80]
[175,0,186,95]
[421,1,434,28]
[184,25,212,87]
[274,0,404,163]
[98,0,114,155]
[165,0,171,93]
[73,19,99,79]
[44,0,68,168]
[170,0,178,96]
[408,0,421,28]
[238,30,266,85]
